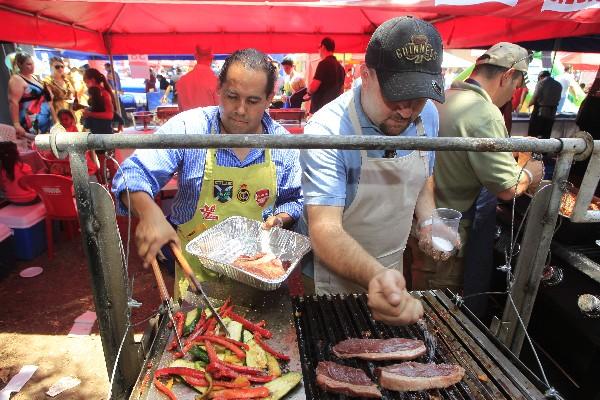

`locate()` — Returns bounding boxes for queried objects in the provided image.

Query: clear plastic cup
[431,208,462,252]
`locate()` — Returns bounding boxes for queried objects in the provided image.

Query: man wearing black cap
[416,42,544,318]
[299,17,449,325]
[305,37,345,114]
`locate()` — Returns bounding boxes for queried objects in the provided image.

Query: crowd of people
[2,15,599,326]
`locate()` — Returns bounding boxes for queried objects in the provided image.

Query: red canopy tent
[1,0,599,54]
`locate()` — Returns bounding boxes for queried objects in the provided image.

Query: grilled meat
[316,361,381,398]
[332,338,426,361]
[377,361,465,391]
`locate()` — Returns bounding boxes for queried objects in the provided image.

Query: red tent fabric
[1,0,599,54]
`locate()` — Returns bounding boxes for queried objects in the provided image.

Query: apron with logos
[175,125,277,299]
[314,95,429,295]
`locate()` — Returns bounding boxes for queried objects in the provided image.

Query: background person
[8,52,53,136]
[418,43,543,319]
[112,48,303,299]
[0,141,39,205]
[528,70,562,139]
[305,37,345,114]
[175,46,218,111]
[299,17,448,325]
[44,56,74,122]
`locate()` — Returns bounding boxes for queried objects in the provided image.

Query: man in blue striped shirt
[112,49,303,298]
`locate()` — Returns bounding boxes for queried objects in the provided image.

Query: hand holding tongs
[150,258,184,352]
[169,242,230,336]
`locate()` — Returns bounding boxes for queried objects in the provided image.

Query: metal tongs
[150,258,184,352]
[169,242,230,336]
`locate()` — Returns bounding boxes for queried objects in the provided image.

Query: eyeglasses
[54,65,65,70]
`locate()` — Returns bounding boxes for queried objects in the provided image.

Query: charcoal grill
[292,290,555,400]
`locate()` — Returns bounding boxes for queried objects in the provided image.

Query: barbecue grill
[292,291,554,400]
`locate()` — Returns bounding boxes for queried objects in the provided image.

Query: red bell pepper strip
[217,361,264,376]
[228,311,272,339]
[193,335,248,358]
[253,334,290,361]
[244,374,275,383]
[208,386,270,399]
[182,375,210,387]
[153,378,177,400]
[256,320,266,328]
[205,341,219,364]
[167,312,185,351]
[154,367,207,380]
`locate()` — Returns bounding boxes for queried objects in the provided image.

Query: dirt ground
[0,218,172,399]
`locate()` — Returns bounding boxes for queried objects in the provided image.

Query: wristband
[522,168,533,184]
[419,218,433,228]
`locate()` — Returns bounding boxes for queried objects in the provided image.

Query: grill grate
[292,291,550,400]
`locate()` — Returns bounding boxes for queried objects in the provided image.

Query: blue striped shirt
[111,106,303,225]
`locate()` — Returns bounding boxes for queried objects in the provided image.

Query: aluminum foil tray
[186,216,311,290]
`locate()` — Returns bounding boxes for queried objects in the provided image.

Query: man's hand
[367,269,423,325]
[262,215,284,230]
[524,159,544,194]
[14,124,27,138]
[134,205,180,268]
[417,223,460,262]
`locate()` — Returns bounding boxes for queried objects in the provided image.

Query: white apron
[314,95,430,295]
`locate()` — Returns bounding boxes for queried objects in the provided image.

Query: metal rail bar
[36,132,588,153]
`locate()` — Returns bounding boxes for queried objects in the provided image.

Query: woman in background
[7,53,53,136]
[0,141,38,205]
[44,56,74,122]
[81,68,115,134]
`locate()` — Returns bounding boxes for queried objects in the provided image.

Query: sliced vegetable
[153,378,177,400]
[266,353,282,378]
[242,330,254,344]
[169,359,202,370]
[227,320,243,342]
[155,366,206,380]
[263,372,303,400]
[253,334,290,361]
[184,307,202,336]
[245,339,267,369]
[189,345,210,364]
[193,335,247,359]
[229,311,273,338]
[208,386,270,399]
[213,376,251,389]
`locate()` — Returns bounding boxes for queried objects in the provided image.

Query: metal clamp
[578,294,600,318]
[49,131,68,159]
[569,131,594,162]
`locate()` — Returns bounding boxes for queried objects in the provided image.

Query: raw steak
[316,361,381,398]
[377,361,465,391]
[332,338,426,361]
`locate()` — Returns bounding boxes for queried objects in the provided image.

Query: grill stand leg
[497,152,574,355]
[69,150,142,398]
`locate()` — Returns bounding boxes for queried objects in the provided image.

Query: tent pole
[104,34,122,112]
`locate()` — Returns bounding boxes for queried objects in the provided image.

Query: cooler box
[0,203,47,260]
[0,223,15,270]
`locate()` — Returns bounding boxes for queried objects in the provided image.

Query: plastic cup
[431,208,462,252]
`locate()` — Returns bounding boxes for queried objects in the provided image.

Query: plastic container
[0,223,16,271]
[186,216,311,290]
[0,203,47,260]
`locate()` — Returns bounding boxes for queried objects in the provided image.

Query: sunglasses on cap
[508,52,533,87]
[54,65,65,70]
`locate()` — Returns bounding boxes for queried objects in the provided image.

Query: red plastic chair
[19,174,78,260]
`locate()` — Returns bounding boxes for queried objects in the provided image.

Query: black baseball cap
[365,16,445,103]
